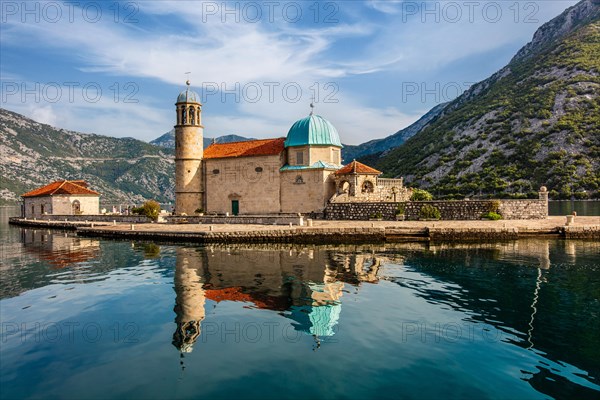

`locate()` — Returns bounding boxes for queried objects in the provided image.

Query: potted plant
[194,207,204,216]
[369,212,384,221]
[395,203,406,221]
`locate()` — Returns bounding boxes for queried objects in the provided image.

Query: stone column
[539,186,548,218]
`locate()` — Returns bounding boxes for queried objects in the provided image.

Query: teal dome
[176,83,200,104]
[284,114,342,148]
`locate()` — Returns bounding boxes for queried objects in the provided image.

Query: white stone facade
[24,195,99,219]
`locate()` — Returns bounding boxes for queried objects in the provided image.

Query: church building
[174,82,409,216]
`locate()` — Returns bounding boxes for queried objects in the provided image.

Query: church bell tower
[175,80,203,215]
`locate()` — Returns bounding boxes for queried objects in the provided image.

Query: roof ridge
[68,180,92,191]
[50,180,68,196]
[209,137,285,146]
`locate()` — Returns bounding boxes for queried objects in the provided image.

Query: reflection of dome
[284,114,342,148]
[287,301,341,338]
[309,304,341,337]
[176,81,200,104]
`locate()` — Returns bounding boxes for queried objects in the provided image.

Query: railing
[377,178,403,189]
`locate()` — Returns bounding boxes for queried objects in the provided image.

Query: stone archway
[338,180,350,194]
[361,180,374,193]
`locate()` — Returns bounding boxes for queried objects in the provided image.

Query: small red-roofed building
[332,160,411,203]
[21,180,100,218]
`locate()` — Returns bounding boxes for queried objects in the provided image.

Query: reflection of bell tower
[172,247,206,353]
[175,80,203,215]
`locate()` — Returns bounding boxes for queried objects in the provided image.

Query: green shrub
[481,211,502,220]
[419,205,441,220]
[194,207,204,214]
[132,200,161,221]
[396,203,406,215]
[486,200,501,213]
[411,189,433,201]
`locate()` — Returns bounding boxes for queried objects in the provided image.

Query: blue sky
[0,0,578,144]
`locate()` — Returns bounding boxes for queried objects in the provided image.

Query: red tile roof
[22,180,100,198]
[205,287,289,310]
[335,160,381,175]
[204,138,285,159]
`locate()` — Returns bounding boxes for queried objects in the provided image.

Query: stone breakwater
[10,217,599,243]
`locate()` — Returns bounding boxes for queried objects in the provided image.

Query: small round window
[255,167,263,173]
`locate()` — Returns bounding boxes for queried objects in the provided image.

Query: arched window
[339,181,350,194]
[362,181,374,193]
[72,200,81,215]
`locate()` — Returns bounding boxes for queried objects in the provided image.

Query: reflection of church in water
[172,246,381,353]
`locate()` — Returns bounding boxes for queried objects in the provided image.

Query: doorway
[231,200,239,216]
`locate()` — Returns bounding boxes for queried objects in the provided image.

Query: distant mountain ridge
[0,108,175,205]
[150,129,254,149]
[368,0,600,199]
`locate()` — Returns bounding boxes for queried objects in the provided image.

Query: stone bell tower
[175,80,203,215]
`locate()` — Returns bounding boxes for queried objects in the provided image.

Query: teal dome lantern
[284,114,342,148]
[176,80,200,104]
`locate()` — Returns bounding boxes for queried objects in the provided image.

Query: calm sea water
[548,200,600,216]
[1,207,599,400]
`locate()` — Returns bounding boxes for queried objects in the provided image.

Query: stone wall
[204,154,283,214]
[23,195,99,219]
[404,200,490,220]
[280,169,334,214]
[41,214,152,223]
[324,202,399,220]
[325,198,548,221]
[331,176,411,204]
[498,199,548,220]
[166,214,304,225]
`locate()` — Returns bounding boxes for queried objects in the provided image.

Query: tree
[410,189,433,201]
[132,200,161,221]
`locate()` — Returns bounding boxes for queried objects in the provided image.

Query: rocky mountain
[150,129,253,149]
[369,0,600,199]
[0,108,175,205]
[341,102,447,163]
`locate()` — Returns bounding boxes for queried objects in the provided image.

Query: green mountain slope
[0,108,175,205]
[370,0,600,199]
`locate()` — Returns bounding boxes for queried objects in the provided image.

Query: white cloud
[29,105,58,127]
[367,0,405,15]
[0,0,581,144]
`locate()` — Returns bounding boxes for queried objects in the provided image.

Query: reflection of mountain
[381,239,600,399]
[171,246,382,352]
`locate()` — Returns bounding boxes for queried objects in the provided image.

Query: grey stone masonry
[404,200,493,220]
[40,214,152,223]
[166,214,304,225]
[324,202,399,220]
[325,191,548,221]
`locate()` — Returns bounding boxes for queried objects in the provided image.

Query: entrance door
[231,200,239,216]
